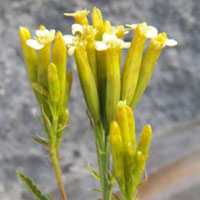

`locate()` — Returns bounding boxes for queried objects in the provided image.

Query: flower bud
[137,124,152,160]
[74,46,101,123]
[106,47,121,125]
[104,20,112,34]
[63,71,72,108]
[130,33,176,109]
[115,101,131,147]
[37,41,51,88]
[110,121,125,185]
[92,7,104,40]
[19,26,38,83]
[64,9,89,25]
[59,109,69,127]
[52,32,67,103]
[47,63,60,104]
[121,23,154,105]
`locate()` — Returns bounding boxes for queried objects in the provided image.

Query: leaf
[87,162,100,181]
[16,171,49,200]
[46,193,55,200]
[31,136,49,146]
[32,82,48,98]
[112,193,120,200]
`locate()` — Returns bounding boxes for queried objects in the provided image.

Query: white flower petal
[41,29,49,37]
[49,29,56,36]
[36,30,43,37]
[121,42,131,49]
[103,33,117,42]
[95,41,109,51]
[165,39,178,46]
[145,26,158,38]
[124,31,129,35]
[126,24,137,29]
[26,39,44,50]
[72,24,84,35]
[68,47,75,56]
[63,35,75,44]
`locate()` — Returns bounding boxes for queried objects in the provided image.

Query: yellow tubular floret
[92,7,104,40]
[121,23,152,105]
[19,27,38,83]
[130,33,167,109]
[52,32,67,104]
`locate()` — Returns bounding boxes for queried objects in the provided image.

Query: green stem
[50,112,67,200]
[95,122,113,200]
[50,147,67,200]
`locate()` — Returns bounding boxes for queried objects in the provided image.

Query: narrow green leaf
[112,193,120,200]
[87,162,100,181]
[32,82,48,98]
[16,171,49,200]
[31,136,49,146]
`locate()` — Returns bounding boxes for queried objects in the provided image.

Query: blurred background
[0,0,200,199]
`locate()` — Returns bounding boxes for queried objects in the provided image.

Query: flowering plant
[18,7,177,200]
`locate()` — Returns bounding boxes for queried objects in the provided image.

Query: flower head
[112,25,130,39]
[63,34,87,56]
[26,29,55,50]
[126,23,158,38]
[95,33,131,51]
[64,9,90,25]
[71,24,97,40]
[150,32,177,50]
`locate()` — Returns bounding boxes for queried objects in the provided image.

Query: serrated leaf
[16,171,49,200]
[31,136,49,146]
[87,162,100,181]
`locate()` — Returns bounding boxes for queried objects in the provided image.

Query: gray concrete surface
[0,0,199,199]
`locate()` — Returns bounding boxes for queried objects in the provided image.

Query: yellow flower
[64,9,90,25]
[126,23,158,38]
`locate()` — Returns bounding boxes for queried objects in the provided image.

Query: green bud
[115,101,131,147]
[47,63,60,104]
[52,32,67,104]
[110,121,126,197]
[37,25,51,88]
[137,124,152,160]
[63,71,73,108]
[74,46,101,123]
[86,38,97,85]
[96,50,107,124]
[106,47,121,125]
[59,109,69,127]
[125,106,136,152]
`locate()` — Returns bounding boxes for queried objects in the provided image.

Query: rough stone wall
[0,0,199,199]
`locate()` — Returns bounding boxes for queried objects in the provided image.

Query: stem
[95,122,113,200]
[50,111,67,200]
[50,147,67,200]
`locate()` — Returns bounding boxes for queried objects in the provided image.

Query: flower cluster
[63,7,177,126]
[63,7,177,200]
[19,7,177,200]
[19,25,72,149]
[110,101,152,200]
